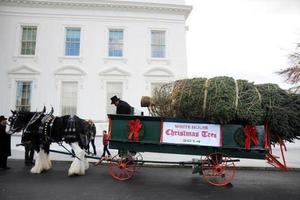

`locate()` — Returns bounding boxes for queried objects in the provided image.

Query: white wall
[0,0,190,121]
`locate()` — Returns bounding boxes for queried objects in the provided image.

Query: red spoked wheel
[109,154,136,181]
[201,152,236,186]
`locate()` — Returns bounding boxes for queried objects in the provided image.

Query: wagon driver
[110,95,137,155]
[110,95,132,115]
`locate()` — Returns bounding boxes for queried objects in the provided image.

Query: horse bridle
[7,112,21,134]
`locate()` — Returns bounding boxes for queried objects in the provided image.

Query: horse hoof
[68,172,85,176]
[31,168,42,174]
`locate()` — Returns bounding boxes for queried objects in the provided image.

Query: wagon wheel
[108,154,136,181]
[201,152,236,186]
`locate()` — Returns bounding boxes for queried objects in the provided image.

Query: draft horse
[7,107,93,176]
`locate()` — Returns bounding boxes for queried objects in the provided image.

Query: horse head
[7,110,36,134]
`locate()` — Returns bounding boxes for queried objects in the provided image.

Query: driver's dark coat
[0,124,11,157]
[116,100,132,114]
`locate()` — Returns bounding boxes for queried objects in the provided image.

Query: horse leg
[84,154,89,170]
[30,147,51,173]
[44,144,52,170]
[68,142,88,176]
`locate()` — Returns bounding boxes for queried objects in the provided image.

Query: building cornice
[0,0,192,19]
[8,65,40,75]
[144,67,174,77]
[54,66,86,76]
[99,67,131,77]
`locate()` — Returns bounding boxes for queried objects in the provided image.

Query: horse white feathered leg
[68,142,89,176]
[30,148,52,174]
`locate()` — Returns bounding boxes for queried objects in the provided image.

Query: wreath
[234,125,260,150]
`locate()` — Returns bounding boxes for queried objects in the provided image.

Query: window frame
[64,27,82,57]
[108,29,124,58]
[20,26,38,56]
[60,81,79,116]
[15,80,33,112]
[150,29,167,59]
[105,26,127,60]
[15,23,40,58]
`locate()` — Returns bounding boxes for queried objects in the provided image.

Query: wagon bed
[106,114,287,186]
[109,115,267,158]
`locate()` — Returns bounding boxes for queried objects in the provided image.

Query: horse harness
[38,115,80,143]
[38,114,55,143]
[64,115,78,141]
[38,115,83,160]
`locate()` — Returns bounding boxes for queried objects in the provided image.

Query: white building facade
[0,0,192,121]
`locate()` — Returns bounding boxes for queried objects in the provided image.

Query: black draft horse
[7,107,93,176]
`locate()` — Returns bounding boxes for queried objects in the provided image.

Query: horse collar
[38,114,55,143]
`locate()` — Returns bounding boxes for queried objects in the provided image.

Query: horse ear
[11,110,16,114]
[50,107,54,115]
[42,106,46,113]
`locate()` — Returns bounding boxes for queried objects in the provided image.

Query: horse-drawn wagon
[7,106,288,185]
[106,114,287,186]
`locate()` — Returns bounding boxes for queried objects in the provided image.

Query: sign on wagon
[161,122,222,147]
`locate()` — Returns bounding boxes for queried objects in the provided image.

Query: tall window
[16,81,32,111]
[65,28,81,56]
[109,30,123,57]
[106,82,123,114]
[21,26,37,55]
[151,30,166,58]
[61,82,78,115]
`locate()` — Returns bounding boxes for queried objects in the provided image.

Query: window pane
[21,26,37,55]
[16,81,32,111]
[151,45,165,58]
[65,28,81,56]
[61,82,78,115]
[109,30,123,57]
[109,44,123,57]
[151,30,166,58]
[151,31,165,45]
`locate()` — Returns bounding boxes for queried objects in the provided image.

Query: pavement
[1,160,300,200]
[3,119,300,200]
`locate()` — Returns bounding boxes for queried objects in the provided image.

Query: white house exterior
[0,0,192,122]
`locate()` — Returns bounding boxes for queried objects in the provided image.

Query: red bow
[128,119,142,142]
[243,125,260,150]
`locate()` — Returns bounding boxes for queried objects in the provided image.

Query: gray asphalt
[1,160,300,200]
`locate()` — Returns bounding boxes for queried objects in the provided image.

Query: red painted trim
[264,122,270,151]
[220,125,223,147]
[108,117,112,140]
[264,127,288,171]
[159,118,164,143]
[266,153,288,171]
